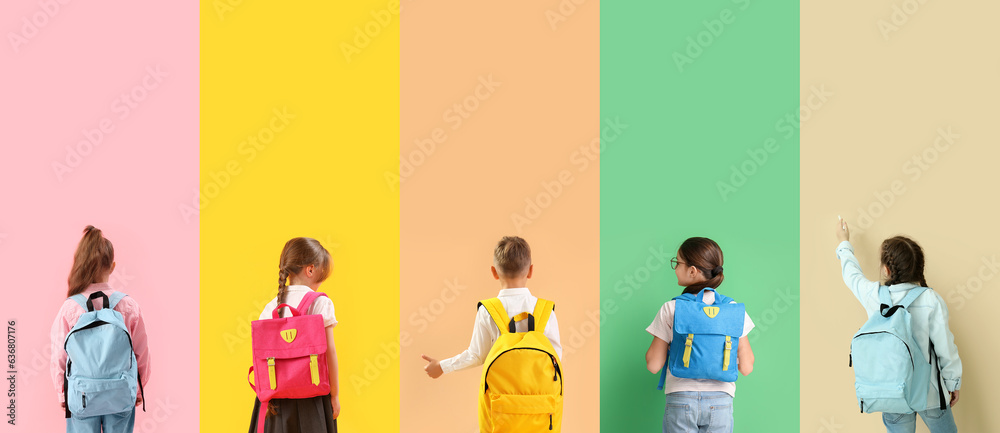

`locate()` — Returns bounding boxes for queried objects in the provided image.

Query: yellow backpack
[478,297,563,433]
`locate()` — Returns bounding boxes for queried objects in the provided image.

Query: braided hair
[881,236,929,287]
[275,237,331,318]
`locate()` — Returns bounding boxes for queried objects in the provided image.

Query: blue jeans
[883,407,957,433]
[66,408,135,433]
[663,391,734,433]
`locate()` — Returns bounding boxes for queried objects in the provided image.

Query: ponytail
[677,237,725,295]
[67,225,115,297]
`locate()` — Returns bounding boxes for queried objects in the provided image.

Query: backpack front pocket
[68,375,136,417]
[255,353,330,400]
[489,393,562,432]
[855,382,909,414]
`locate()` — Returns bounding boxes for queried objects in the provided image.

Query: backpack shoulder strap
[69,294,88,310]
[532,298,555,331]
[107,291,128,309]
[899,287,929,309]
[878,285,892,306]
[479,298,510,335]
[296,291,328,314]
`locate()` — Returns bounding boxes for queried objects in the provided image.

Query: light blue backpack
[658,288,745,388]
[63,291,144,418]
[849,286,946,413]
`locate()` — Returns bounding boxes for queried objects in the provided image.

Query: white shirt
[440,287,562,374]
[836,240,962,407]
[646,290,755,397]
[259,285,338,328]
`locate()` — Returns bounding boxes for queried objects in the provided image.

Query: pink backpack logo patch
[248,291,330,432]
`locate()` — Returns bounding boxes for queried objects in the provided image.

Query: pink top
[49,282,151,403]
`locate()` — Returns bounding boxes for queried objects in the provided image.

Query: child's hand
[836,216,850,242]
[421,354,443,379]
[135,392,143,407]
[331,394,341,419]
[950,390,960,407]
[60,401,65,410]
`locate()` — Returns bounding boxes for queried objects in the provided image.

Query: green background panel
[600,0,800,430]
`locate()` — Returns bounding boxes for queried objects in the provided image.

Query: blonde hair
[494,236,531,277]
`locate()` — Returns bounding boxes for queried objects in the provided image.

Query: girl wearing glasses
[644,237,755,433]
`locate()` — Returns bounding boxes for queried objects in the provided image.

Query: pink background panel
[0,0,198,431]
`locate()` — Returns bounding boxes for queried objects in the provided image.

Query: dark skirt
[248,395,337,433]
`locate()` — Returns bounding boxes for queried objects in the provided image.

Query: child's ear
[526,264,533,279]
[491,266,500,280]
[305,264,315,278]
[881,264,890,278]
[110,261,116,274]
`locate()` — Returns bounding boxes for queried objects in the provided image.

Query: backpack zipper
[483,347,562,395]
[549,413,553,430]
[82,392,87,409]
[852,331,915,369]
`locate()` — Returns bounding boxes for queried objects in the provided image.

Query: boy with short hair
[421,235,562,378]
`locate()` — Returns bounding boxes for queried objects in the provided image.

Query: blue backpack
[63,291,145,418]
[658,288,745,388]
[849,286,947,414]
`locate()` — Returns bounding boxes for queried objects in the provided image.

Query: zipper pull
[549,413,553,430]
[82,392,87,409]
[848,353,852,367]
[551,356,558,381]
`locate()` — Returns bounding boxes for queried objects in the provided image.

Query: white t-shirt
[259,285,338,328]
[440,287,562,374]
[646,290,754,397]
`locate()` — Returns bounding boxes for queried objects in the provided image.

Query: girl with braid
[249,237,340,433]
[836,218,962,433]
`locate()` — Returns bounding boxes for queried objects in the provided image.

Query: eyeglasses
[670,257,685,270]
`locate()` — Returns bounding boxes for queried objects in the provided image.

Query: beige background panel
[801,1,1000,432]
[399,0,600,431]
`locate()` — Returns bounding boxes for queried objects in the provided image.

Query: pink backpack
[248,291,331,432]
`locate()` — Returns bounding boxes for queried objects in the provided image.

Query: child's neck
[498,279,528,290]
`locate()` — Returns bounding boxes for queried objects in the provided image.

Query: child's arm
[49,302,72,408]
[737,336,754,376]
[928,291,962,406]
[835,219,880,314]
[645,337,668,374]
[326,326,340,418]
[422,306,494,378]
[543,310,562,360]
